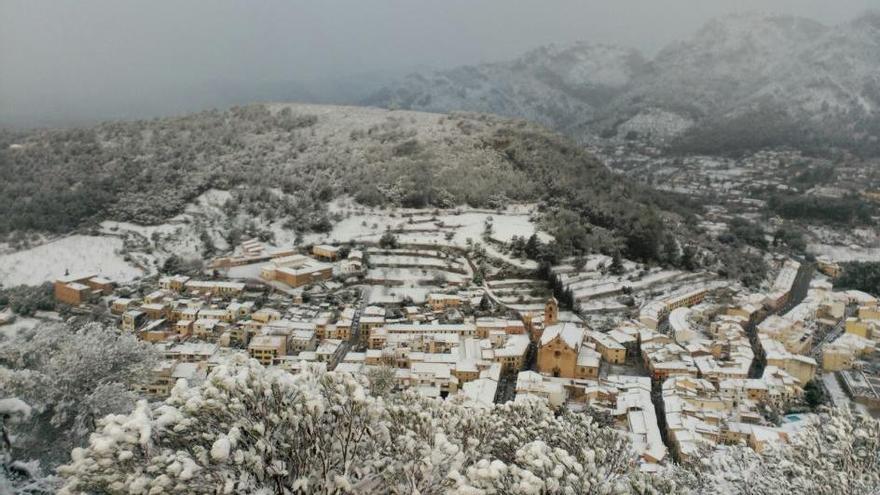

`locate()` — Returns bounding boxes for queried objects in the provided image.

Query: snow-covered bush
[0,322,158,470]
[674,407,880,495]
[1,398,57,494]
[58,356,671,494]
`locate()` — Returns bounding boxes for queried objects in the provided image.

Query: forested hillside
[0,103,700,267]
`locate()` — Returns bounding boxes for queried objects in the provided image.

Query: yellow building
[427,293,464,311]
[312,244,341,261]
[248,335,288,365]
[859,306,880,322]
[846,317,872,339]
[537,322,598,379]
[587,331,627,364]
[544,298,559,326]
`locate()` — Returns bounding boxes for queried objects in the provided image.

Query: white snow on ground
[0,316,40,340]
[808,243,880,262]
[366,286,433,305]
[306,199,550,248]
[0,235,143,286]
[821,373,850,409]
[366,267,467,284]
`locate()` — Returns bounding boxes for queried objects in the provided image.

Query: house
[427,293,464,311]
[110,298,135,315]
[816,257,842,278]
[159,275,191,292]
[141,360,207,398]
[260,255,333,288]
[587,330,628,364]
[289,329,317,353]
[54,274,115,305]
[122,310,146,332]
[166,342,219,363]
[516,371,566,407]
[248,335,288,365]
[312,244,341,261]
[193,318,220,340]
[184,280,246,298]
[475,317,526,338]
[141,303,169,320]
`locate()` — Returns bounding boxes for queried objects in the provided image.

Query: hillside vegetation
[0,103,699,266]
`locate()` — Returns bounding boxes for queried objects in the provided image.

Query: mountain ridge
[368,11,880,155]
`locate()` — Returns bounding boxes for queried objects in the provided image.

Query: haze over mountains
[369,12,880,155]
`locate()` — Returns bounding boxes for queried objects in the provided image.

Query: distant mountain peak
[369,11,880,154]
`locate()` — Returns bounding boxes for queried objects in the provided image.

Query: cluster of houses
[511,257,875,468]
[47,242,880,473]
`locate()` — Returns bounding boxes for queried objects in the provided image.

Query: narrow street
[747,260,815,378]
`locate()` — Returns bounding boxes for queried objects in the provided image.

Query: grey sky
[1,0,875,127]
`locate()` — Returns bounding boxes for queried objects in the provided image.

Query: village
[29,223,879,474]
[591,142,880,263]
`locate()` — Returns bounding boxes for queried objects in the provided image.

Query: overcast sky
[1,0,875,127]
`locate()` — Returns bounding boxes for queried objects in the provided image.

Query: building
[639,288,709,329]
[760,337,817,385]
[166,342,219,363]
[53,274,115,305]
[489,333,530,373]
[516,371,567,407]
[260,255,333,288]
[816,257,842,278]
[846,317,877,340]
[840,369,880,409]
[159,275,191,292]
[312,244,341,261]
[587,330,627,364]
[110,298,135,315]
[141,360,207,397]
[248,335,288,365]
[475,318,526,338]
[764,259,801,311]
[822,333,875,371]
[122,310,146,332]
[537,322,600,379]
[427,293,464,311]
[184,280,246,298]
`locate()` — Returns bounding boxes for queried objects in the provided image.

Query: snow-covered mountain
[365,43,646,132]
[369,12,880,154]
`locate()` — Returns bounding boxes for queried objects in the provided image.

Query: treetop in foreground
[57,357,669,495]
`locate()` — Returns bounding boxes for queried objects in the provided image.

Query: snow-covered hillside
[366,43,646,132]
[370,12,880,151]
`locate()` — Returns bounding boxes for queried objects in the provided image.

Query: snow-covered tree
[0,322,158,469]
[1,398,56,494]
[673,407,880,495]
[58,356,673,494]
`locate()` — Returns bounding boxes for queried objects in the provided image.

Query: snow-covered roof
[540,322,584,348]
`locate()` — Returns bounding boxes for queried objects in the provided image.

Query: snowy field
[365,286,433,305]
[0,235,144,287]
[2,192,553,289]
[808,243,880,262]
[366,267,467,285]
[305,198,551,249]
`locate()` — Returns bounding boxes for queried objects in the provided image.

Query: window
[554,350,561,358]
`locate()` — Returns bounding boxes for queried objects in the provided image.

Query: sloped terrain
[366,43,646,133]
[0,103,698,265]
[370,12,880,155]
